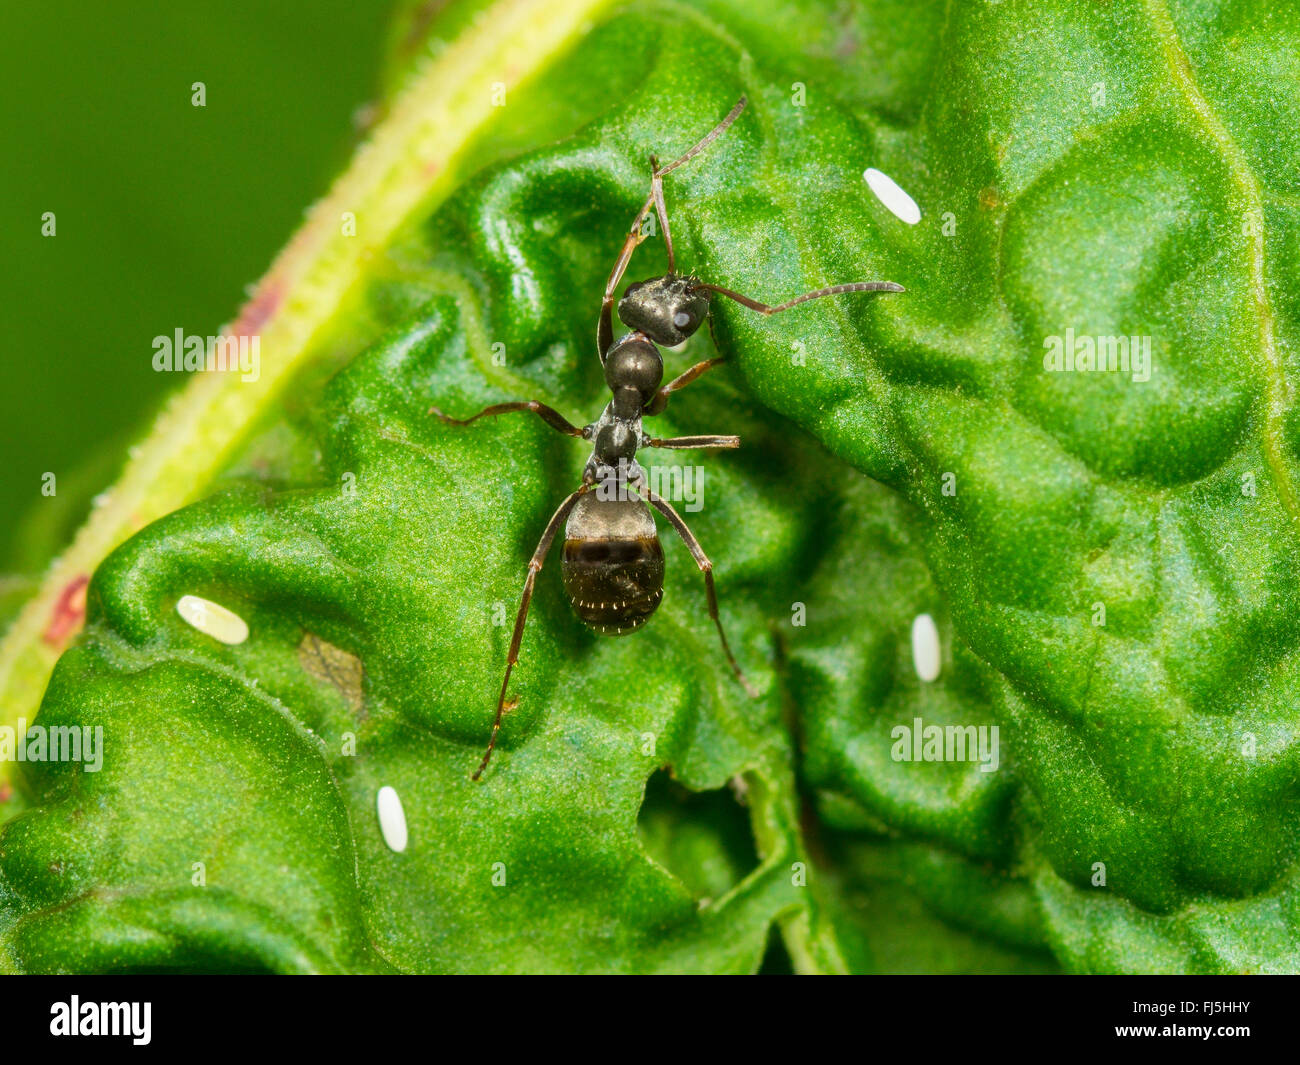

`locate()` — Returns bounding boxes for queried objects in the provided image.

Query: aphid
[432,96,905,779]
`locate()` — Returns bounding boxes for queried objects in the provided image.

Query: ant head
[617,274,712,347]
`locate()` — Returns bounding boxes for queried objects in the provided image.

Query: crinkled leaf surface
[3,0,1299,973]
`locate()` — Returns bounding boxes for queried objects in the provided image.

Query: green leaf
[4,0,1298,973]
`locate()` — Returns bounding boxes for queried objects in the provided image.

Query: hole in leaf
[297,632,366,715]
[758,925,795,975]
[636,769,759,903]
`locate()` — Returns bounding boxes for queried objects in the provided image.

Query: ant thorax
[583,398,645,492]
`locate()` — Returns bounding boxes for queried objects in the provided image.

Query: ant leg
[643,434,739,450]
[430,401,586,439]
[648,155,675,275]
[599,192,656,361]
[644,93,748,278]
[690,279,905,315]
[598,95,750,361]
[474,486,589,780]
[663,355,727,395]
[642,489,758,698]
[645,355,727,415]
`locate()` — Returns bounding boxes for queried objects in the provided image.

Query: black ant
[431,95,904,779]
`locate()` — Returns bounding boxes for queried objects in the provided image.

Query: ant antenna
[600,95,749,359]
[656,94,748,178]
[690,279,906,315]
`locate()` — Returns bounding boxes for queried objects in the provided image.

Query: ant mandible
[431,95,905,779]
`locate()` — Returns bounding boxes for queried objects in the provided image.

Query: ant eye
[673,312,692,329]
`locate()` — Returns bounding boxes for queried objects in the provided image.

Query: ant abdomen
[561,494,665,636]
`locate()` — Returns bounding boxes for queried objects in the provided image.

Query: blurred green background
[0,1,393,585]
